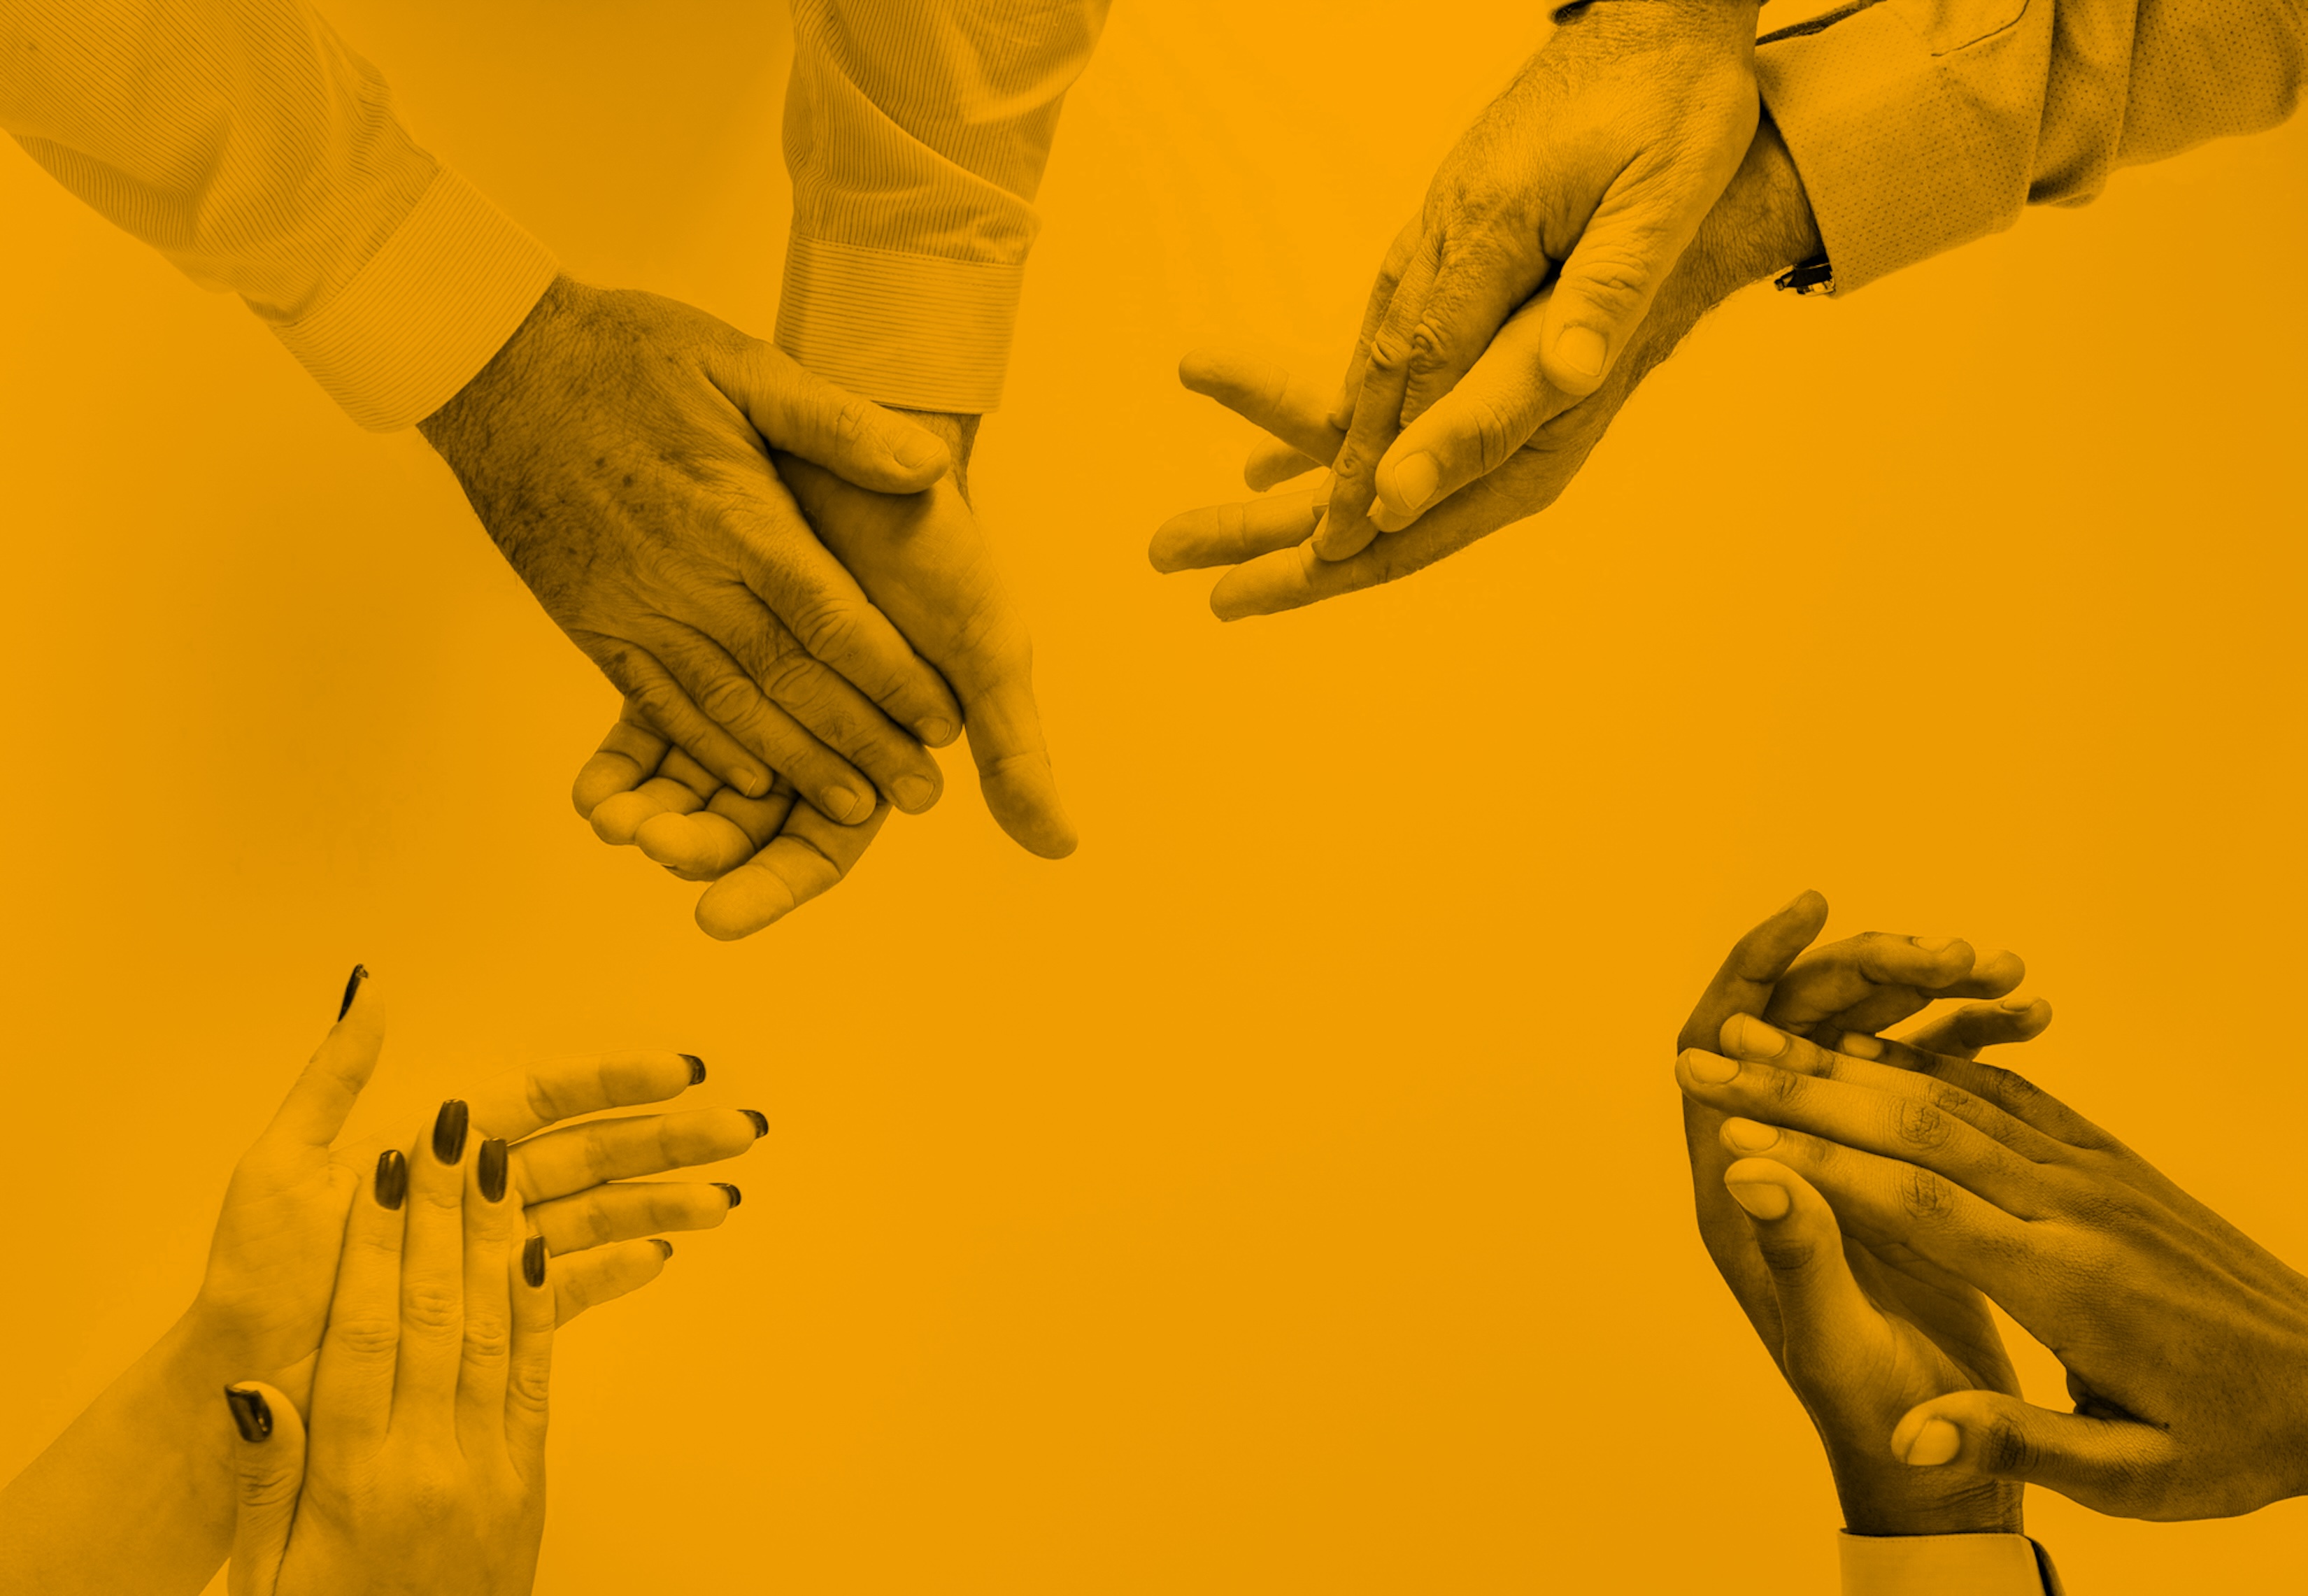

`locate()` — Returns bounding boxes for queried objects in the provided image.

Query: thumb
[1535,164,1716,399]
[1892,1390,2183,1516]
[1371,292,1563,533]
[224,1382,306,1596]
[1723,1160,1880,1358]
[260,967,386,1151]
[707,339,949,493]
[965,669,1077,860]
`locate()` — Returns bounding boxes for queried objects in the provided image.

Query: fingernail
[739,769,771,799]
[1388,452,1439,514]
[893,776,936,813]
[1839,1032,1885,1060]
[1684,1050,1740,1085]
[651,1238,675,1260]
[715,1182,743,1210]
[1726,1016,1788,1059]
[432,1099,470,1165]
[1912,936,1954,953]
[1555,325,1607,382]
[522,1235,548,1289]
[223,1385,273,1444]
[337,963,369,1020]
[2000,997,2036,1013]
[1778,890,1818,915]
[891,429,946,473]
[1904,1418,1962,1467]
[918,718,957,748]
[478,1138,509,1203]
[741,1109,769,1139]
[373,1148,407,1210]
[1726,1181,1790,1221]
[1723,1118,1782,1153]
[827,785,865,822]
[684,1053,707,1085]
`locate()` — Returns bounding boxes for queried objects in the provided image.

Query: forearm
[0,1309,241,1596]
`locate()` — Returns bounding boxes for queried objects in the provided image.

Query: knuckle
[1982,1413,2037,1475]
[789,599,862,664]
[1896,1099,1954,1151]
[832,396,874,450]
[1899,1164,1956,1223]
[461,1316,513,1367]
[329,1314,401,1362]
[1762,1064,1807,1109]
[508,1362,554,1415]
[401,1280,463,1338]
[1366,329,1416,375]
[695,674,763,730]
[1752,1231,1818,1275]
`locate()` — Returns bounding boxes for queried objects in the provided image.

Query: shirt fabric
[1839,1530,2065,1595]
[1756,0,2307,292]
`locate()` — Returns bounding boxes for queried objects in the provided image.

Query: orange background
[3,3,2305,1591]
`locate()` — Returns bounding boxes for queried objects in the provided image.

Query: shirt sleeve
[776,0,1111,413]
[1,1,557,430]
[1755,0,2307,292]
[1838,1531,2067,1595]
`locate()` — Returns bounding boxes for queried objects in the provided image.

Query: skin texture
[568,411,1075,938]
[225,1101,551,1596]
[1151,114,1821,620]
[1323,0,1762,551]
[1681,925,2308,1521]
[1673,894,2042,1537]
[418,276,963,825]
[0,972,752,1596]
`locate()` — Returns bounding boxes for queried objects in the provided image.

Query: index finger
[1178,350,1344,466]
[464,1051,708,1145]
[1675,891,1830,1053]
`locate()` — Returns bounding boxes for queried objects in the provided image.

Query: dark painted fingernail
[651,1238,674,1260]
[684,1054,706,1085]
[374,1148,407,1210]
[432,1099,470,1165]
[478,1138,508,1203]
[224,1385,272,1444]
[741,1109,768,1139]
[715,1182,743,1210]
[337,963,369,1020]
[522,1235,548,1288]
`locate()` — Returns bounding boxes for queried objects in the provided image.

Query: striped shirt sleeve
[2,0,557,430]
[776,0,1111,413]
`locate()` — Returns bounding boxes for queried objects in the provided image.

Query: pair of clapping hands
[0,967,763,1596]
[1680,894,2308,1539]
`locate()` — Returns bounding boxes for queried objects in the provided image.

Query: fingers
[310,1145,409,1465]
[957,657,1076,862]
[1330,215,1425,428]
[1762,934,1997,1035]
[1897,997,2053,1062]
[1244,437,1323,491]
[571,706,670,821]
[1676,1043,2049,1212]
[1675,891,1830,1053]
[594,646,774,801]
[1891,1390,2182,1518]
[1150,482,1325,573]
[509,1106,765,1201]
[694,797,893,939]
[1202,504,1472,621]
[1177,350,1346,465]
[1825,949,2027,1037]
[1715,1120,2039,1313]
[455,1136,520,1456]
[525,1179,737,1257]
[1720,1161,1879,1371]
[222,1382,304,1596]
[392,1099,473,1430]
[1372,295,1565,533]
[257,965,385,1152]
[469,1050,709,1147]
[1835,1020,2110,1152]
[637,795,793,881]
[552,1236,676,1326]
[1317,230,1443,561]
[502,1235,555,1476]
[706,337,948,492]
[1535,156,1716,399]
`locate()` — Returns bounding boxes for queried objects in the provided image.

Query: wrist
[892,409,979,499]
[1832,1458,2023,1538]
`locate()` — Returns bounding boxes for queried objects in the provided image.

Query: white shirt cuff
[267,167,560,432]
[774,235,1025,414]
[1838,1531,2062,1595]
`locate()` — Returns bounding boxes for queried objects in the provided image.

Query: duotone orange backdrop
[3,3,2304,1591]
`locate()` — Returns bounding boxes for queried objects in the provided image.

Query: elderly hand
[1679,908,2308,1521]
[1672,893,2047,1536]
[418,276,962,826]
[1155,114,1818,619]
[222,1098,553,1596]
[1316,0,1761,555]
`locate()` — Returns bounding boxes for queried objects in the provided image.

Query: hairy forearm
[0,1309,241,1595]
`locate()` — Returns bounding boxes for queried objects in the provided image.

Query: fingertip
[1177,348,1225,395]
[983,763,1079,860]
[590,792,660,846]
[695,871,796,941]
[1542,324,1610,397]
[1902,1416,1964,1468]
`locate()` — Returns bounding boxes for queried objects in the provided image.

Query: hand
[1679,926,2308,1521]
[193,967,763,1403]
[776,424,1076,860]
[571,700,892,939]
[1153,115,1819,619]
[222,1099,553,1596]
[1672,892,2042,1535]
[419,276,962,825]
[1318,0,1760,553]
